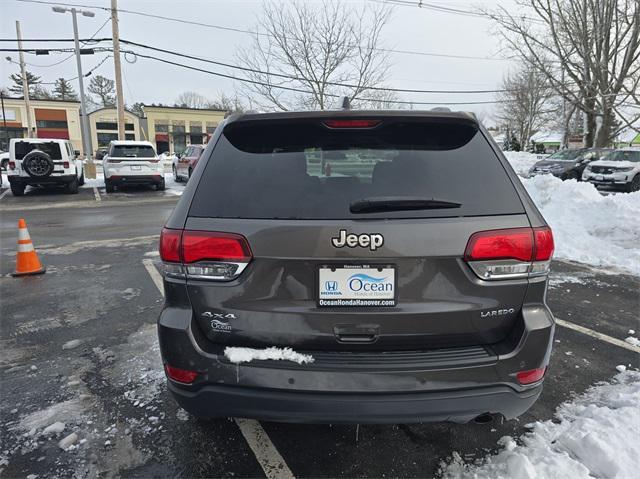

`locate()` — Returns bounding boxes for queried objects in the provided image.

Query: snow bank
[440,370,640,479]
[224,346,314,365]
[521,175,640,276]
[503,151,543,176]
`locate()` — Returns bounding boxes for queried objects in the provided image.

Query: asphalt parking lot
[1,184,639,478]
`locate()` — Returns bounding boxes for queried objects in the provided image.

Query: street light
[52,5,95,168]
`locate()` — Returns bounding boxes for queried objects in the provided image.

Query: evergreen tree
[129,102,145,117]
[52,78,78,101]
[8,70,42,97]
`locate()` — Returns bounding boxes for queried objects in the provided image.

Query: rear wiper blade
[349,196,462,214]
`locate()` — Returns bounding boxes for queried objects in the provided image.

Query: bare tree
[207,92,247,113]
[486,0,640,147]
[88,75,115,107]
[236,0,393,110]
[496,65,556,148]
[175,91,210,109]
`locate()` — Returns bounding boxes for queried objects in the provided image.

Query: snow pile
[521,174,640,276]
[441,370,640,479]
[224,346,314,365]
[503,151,542,176]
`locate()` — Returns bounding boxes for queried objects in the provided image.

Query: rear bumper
[158,297,554,423]
[106,174,163,185]
[8,174,76,186]
[168,380,542,424]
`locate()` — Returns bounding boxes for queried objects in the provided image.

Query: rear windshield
[189,118,525,219]
[110,145,156,158]
[603,150,640,162]
[15,141,62,160]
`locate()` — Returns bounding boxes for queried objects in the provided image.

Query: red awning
[37,129,70,139]
[155,133,169,142]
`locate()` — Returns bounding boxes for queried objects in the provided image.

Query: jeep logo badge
[331,229,384,251]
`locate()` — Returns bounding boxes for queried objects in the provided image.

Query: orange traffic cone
[12,218,46,277]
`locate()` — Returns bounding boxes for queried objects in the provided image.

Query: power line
[118,39,510,94]
[13,0,509,62]
[118,48,506,106]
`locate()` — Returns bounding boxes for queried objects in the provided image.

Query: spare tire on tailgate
[23,149,54,178]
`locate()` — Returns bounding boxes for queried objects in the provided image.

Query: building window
[125,133,135,141]
[190,122,202,133]
[95,122,134,131]
[97,132,119,147]
[155,123,169,133]
[190,134,204,145]
[173,124,186,133]
[36,119,68,129]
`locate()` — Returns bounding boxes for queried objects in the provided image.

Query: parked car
[6,138,85,196]
[0,150,9,171]
[157,110,555,424]
[102,140,164,193]
[582,147,640,192]
[94,148,108,161]
[172,144,205,182]
[528,148,612,180]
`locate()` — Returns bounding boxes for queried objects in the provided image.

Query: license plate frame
[130,165,142,171]
[317,264,397,307]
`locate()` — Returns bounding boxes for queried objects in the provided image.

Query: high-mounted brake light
[164,364,198,384]
[323,119,382,129]
[159,228,252,281]
[464,226,554,280]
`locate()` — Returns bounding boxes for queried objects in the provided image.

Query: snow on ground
[521,175,640,276]
[440,370,640,479]
[503,151,543,176]
[224,346,315,365]
[501,151,640,276]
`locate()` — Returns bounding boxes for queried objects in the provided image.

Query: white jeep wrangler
[7,138,85,196]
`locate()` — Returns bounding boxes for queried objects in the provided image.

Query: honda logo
[325,281,338,291]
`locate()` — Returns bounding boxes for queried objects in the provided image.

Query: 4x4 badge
[331,229,384,251]
[202,312,236,320]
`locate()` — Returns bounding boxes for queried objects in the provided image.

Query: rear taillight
[516,367,546,385]
[464,226,554,280]
[9,161,16,170]
[159,228,252,281]
[149,160,160,163]
[63,161,70,168]
[164,364,198,384]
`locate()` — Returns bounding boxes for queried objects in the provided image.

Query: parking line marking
[0,189,9,200]
[141,258,296,479]
[142,258,164,294]
[555,318,640,353]
[235,418,295,479]
[93,186,101,202]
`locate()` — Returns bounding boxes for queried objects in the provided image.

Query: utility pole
[1,92,10,150]
[53,5,95,176]
[111,0,126,139]
[15,21,33,137]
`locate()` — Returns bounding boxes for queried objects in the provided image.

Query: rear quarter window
[189,118,525,220]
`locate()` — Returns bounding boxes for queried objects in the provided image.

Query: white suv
[7,138,85,196]
[582,147,640,192]
[102,140,165,193]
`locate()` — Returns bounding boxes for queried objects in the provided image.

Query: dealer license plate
[318,265,396,307]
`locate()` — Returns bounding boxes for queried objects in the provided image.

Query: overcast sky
[1,0,524,121]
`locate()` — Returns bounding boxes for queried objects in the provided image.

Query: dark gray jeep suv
[157,110,555,424]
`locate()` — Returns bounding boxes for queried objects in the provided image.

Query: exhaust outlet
[473,413,494,424]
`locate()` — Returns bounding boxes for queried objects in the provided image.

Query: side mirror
[74,150,81,157]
